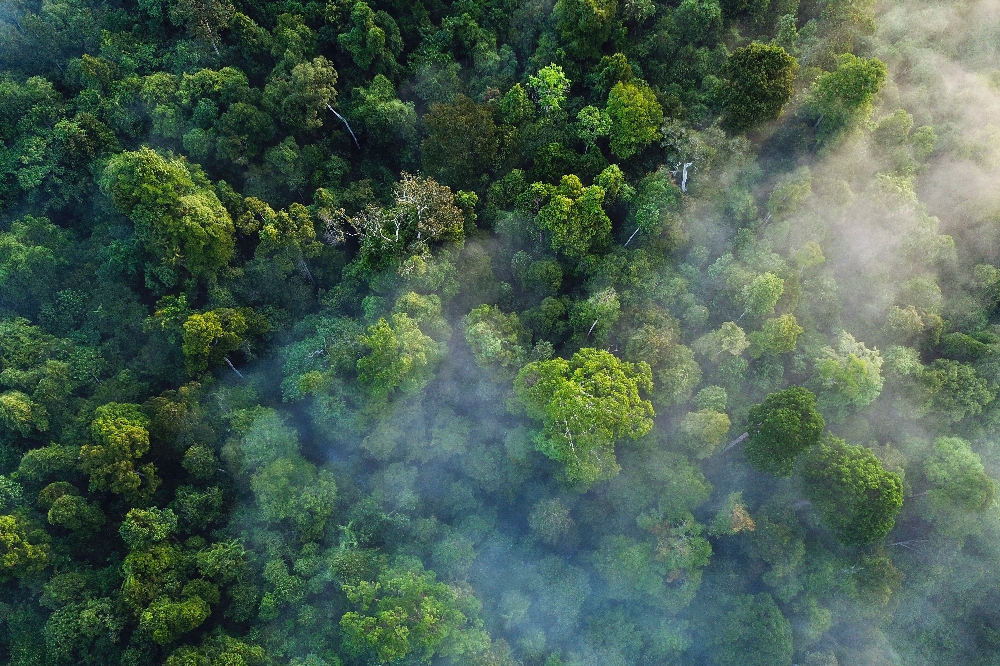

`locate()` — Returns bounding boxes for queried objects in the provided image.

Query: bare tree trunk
[327,104,360,149]
[224,357,245,380]
[624,226,641,247]
[723,432,748,453]
[295,254,317,287]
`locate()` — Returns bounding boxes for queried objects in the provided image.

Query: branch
[624,226,641,247]
[327,104,360,149]
[224,357,245,380]
[723,432,748,453]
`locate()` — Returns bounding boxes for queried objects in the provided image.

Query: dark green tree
[744,386,825,476]
[799,436,903,545]
[723,43,798,131]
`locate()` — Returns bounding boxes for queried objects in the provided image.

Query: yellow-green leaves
[101,147,235,284]
[79,402,160,501]
[357,313,443,401]
[530,174,611,258]
[181,308,248,375]
[606,82,663,159]
[514,348,654,485]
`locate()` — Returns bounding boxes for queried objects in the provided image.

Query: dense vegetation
[1,0,999,664]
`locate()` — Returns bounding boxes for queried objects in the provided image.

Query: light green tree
[357,313,444,401]
[101,147,235,283]
[527,64,572,115]
[811,331,884,415]
[514,348,654,484]
[606,82,663,159]
[340,559,489,663]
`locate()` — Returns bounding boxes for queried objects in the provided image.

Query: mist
[1,0,1000,664]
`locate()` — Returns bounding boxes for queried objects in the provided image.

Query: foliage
[800,436,903,546]
[514,348,654,484]
[745,386,825,476]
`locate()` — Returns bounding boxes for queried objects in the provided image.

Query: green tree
[120,507,178,550]
[338,2,403,73]
[606,82,663,159]
[340,559,489,663]
[748,314,803,359]
[679,409,731,457]
[79,402,160,500]
[675,0,723,44]
[465,305,531,375]
[741,272,784,318]
[250,455,337,541]
[800,436,903,545]
[525,174,612,257]
[181,308,248,375]
[554,0,618,60]
[101,147,235,283]
[924,436,995,512]
[514,348,654,484]
[709,594,792,666]
[527,64,572,114]
[0,513,49,580]
[802,53,888,146]
[745,386,825,476]
[724,43,799,131]
[421,95,498,190]
[352,74,416,148]
[357,313,443,401]
[811,331,884,415]
[917,359,994,424]
[263,56,339,133]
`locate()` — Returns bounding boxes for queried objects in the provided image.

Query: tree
[352,74,416,148]
[724,43,798,131]
[802,53,888,146]
[100,148,235,283]
[679,409,731,457]
[514,348,654,484]
[527,64,572,114]
[675,0,723,44]
[465,305,531,375]
[800,436,903,545]
[553,0,618,60]
[340,559,489,663]
[744,386,825,476]
[576,105,611,151]
[250,455,337,541]
[918,359,994,424]
[165,634,266,666]
[924,436,995,512]
[169,0,235,56]
[748,314,803,358]
[120,508,178,550]
[338,2,403,73]
[181,308,248,375]
[357,313,444,401]
[0,513,49,581]
[263,56,339,133]
[525,174,612,257]
[79,402,160,500]
[606,82,663,159]
[528,498,575,547]
[741,272,784,318]
[811,331,884,415]
[709,594,792,666]
[421,95,498,190]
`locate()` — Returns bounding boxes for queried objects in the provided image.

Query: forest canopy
[1,0,1000,665]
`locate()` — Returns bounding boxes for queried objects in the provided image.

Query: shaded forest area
[1,0,1000,664]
